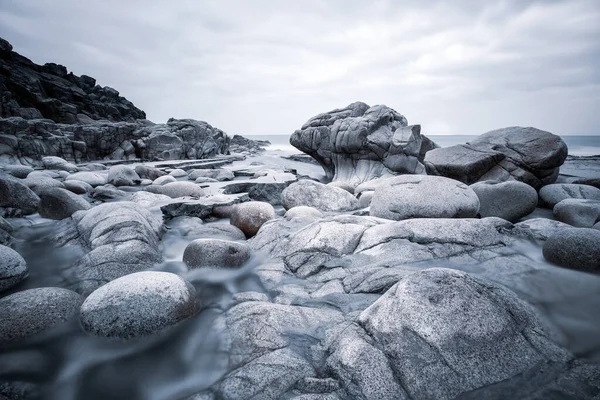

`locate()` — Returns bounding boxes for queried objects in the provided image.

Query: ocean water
[248,134,600,156]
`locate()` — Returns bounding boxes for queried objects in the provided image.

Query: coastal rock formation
[290,102,437,186]
[425,127,568,189]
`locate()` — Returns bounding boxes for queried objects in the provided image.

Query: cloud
[0,0,599,135]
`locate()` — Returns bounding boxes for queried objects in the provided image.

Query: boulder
[553,199,600,228]
[62,179,93,194]
[146,181,205,198]
[290,102,437,185]
[543,228,600,271]
[0,174,40,215]
[177,221,246,241]
[153,175,177,185]
[0,164,33,178]
[0,245,28,292]
[223,182,290,206]
[80,271,199,339]
[512,218,572,242]
[282,180,359,212]
[470,180,538,222]
[65,172,107,187]
[188,168,234,181]
[41,156,78,172]
[38,188,91,220]
[230,201,276,238]
[183,239,251,269]
[107,165,141,186]
[370,175,480,220]
[169,168,187,177]
[425,127,568,189]
[539,184,600,208]
[90,185,128,201]
[284,206,324,221]
[24,175,65,195]
[126,191,172,208]
[135,165,166,180]
[0,288,82,345]
[0,217,12,245]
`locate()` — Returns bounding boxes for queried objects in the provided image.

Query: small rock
[80,271,199,339]
[553,199,600,228]
[0,164,34,179]
[169,168,187,177]
[66,172,107,187]
[41,156,78,172]
[539,184,600,208]
[63,179,93,194]
[0,245,28,293]
[127,191,172,208]
[183,239,251,269]
[543,228,600,271]
[282,180,359,212]
[153,175,177,185]
[0,288,82,345]
[370,175,480,220]
[90,185,128,201]
[181,222,246,241]
[470,180,538,222]
[284,206,323,221]
[327,181,355,194]
[230,201,276,238]
[135,165,166,180]
[146,181,204,198]
[107,165,141,186]
[39,188,91,220]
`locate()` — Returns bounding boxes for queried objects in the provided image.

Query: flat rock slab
[161,193,250,219]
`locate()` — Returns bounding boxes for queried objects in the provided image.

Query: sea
[248,134,600,157]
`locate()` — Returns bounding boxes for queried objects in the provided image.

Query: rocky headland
[1,37,600,400]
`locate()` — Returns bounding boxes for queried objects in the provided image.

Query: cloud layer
[1,0,599,135]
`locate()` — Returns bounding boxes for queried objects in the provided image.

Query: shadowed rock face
[290,102,438,186]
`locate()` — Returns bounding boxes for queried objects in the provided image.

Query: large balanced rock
[183,239,251,269]
[425,127,568,189]
[0,287,82,345]
[370,175,480,220]
[470,180,538,222]
[0,173,40,215]
[0,245,28,292]
[230,201,276,238]
[290,102,437,185]
[281,179,359,211]
[539,183,600,208]
[80,271,199,339]
[553,199,600,228]
[543,228,600,271]
[38,188,91,220]
[328,268,571,399]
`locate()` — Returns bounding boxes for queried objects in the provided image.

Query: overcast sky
[1,0,599,135]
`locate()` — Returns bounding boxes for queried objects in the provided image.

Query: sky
[1,0,599,136]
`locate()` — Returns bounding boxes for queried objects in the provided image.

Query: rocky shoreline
[1,37,600,399]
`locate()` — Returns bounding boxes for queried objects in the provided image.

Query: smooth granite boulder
[80,271,199,339]
[0,245,28,292]
[153,175,177,185]
[0,288,82,345]
[0,164,33,179]
[183,239,251,269]
[188,168,234,181]
[146,181,204,198]
[282,180,359,212]
[284,206,324,221]
[290,102,437,185]
[38,188,91,220]
[168,168,187,177]
[107,165,141,186]
[134,165,166,181]
[0,174,40,215]
[543,228,600,272]
[177,221,246,241]
[62,179,93,194]
[65,172,107,187]
[539,184,600,208]
[370,175,480,220]
[425,127,568,189]
[470,180,538,222]
[41,156,78,172]
[230,201,276,238]
[25,175,65,195]
[553,199,600,228]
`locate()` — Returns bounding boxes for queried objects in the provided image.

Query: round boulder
[539,184,600,208]
[370,175,480,221]
[183,239,251,269]
[553,199,600,228]
[0,245,28,293]
[0,174,40,215]
[0,164,34,179]
[470,180,538,222]
[80,271,199,339]
[63,179,93,194]
[153,175,177,185]
[284,206,324,221]
[146,181,204,198]
[135,165,166,180]
[39,188,91,220]
[107,165,141,187]
[0,288,82,345]
[65,172,107,187]
[230,201,276,238]
[281,180,359,212]
[543,228,600,272]
[41,156,78,172]
[169,168,187,177]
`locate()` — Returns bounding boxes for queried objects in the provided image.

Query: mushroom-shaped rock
[230,201,276,238]
[290,102,437,186]
[107,165,141,186]
[553,199,600,228]
[340,268,571,399]
[543,228,600,272]
[0,245,28,293]
[370,175,480,220]
[41,156,78,172]
[281,180,359,212]
[539,184,600,208]
[39,188,91,220]
[470,180,537,222]
[425,127,567,189]
[80,271,199,339]
[183,239,251,269]
[0,288,82,346]
[0,174,40,215]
